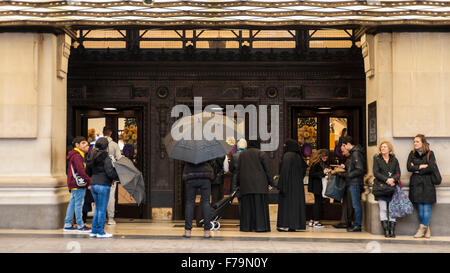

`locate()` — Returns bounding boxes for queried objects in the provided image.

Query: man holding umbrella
[182,160,215,239]
[164,112,238,238]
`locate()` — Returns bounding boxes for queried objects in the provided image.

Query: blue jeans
[91,184,111,235]
[185,179,212,231]
[348,185,362,228]
[64,188,86,228]
[417,203,432,226]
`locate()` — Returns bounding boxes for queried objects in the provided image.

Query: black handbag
[372,179,395,197]
[427,152,442,185]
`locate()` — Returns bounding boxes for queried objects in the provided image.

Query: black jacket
[235,148,274,196]
[407,150,437,204]
[344,145,365,186]
[230,151,243,195]
[86,150,118,187]
[210,156,225,185]
[182,162,215,182]
[308,162,327,195]
[372,154,401,201]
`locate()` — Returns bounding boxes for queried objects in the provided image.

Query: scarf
[74,148,86,167]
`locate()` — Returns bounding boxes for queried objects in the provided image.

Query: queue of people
[206,133,438,238]
[63,127,121,238]
[65,130,440,240]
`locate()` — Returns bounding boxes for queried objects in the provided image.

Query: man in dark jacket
[183,161,215,238]
[341,136,365,232]
[333,143,354,229]
[64,136,92,233]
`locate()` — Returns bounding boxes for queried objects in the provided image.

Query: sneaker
[89,233,97,238]
[308,220,314,227]
[63,226,77,232]
[97,233,113,238]
[108,219,116,225]
[77,226,92,233]
[313,222,324,228]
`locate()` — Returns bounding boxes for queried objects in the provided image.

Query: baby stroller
[197,189,239,231]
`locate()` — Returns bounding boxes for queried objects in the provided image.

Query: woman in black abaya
[235,140,274,232]
[276,139,307,232]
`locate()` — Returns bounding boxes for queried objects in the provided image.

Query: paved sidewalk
[1,219,449,253]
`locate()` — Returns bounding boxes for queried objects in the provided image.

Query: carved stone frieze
[156,86,169,99]
[176,87,193,98]
[285,86,303,99]
[266,87,278,99]
[242,87,259,99]
[133,87,149,98]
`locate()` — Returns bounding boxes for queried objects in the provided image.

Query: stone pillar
[0,33,71,229]
[362,32,450,235]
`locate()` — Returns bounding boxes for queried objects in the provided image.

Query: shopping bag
[321,177,328,198]
[324,175,345,201]
[389,185,413,218]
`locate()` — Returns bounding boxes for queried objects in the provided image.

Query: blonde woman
[372,141,401,238]
[407,134,437,239]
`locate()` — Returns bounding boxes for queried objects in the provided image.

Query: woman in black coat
[235,139,274,232]
[277,139,308,231]
[307,149,331,228]
[372,141,400,238]
[86,137,118,238]
[407,134,438,239]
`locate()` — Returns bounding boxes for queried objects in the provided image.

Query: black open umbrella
[112,156,146,205]
[164,113,242,164]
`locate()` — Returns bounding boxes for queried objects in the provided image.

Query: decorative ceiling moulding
[0,1,448,27]
[1,1,449,9]
[1,20,449,28]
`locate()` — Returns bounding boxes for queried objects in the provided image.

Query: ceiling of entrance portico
[0,0,449,27]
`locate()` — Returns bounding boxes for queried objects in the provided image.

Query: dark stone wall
[67,48,365,219]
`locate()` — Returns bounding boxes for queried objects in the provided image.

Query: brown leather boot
[413,224,426,238]
[424,225,431,239]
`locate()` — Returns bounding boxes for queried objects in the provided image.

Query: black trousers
[340,187,354,225]
[313,194,323,221]
[82,189,94,223]
[185,179,212,231]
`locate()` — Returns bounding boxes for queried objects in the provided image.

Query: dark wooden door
[292,107,360,162]
[292,106,360,220]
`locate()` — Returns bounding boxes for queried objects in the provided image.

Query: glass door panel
[329,117,348,151]
[117,117,138,205]
[297,117,318,153]
[87,117,105,145]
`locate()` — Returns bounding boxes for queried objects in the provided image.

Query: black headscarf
[247,139,261,149]
[283,139,300,154]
